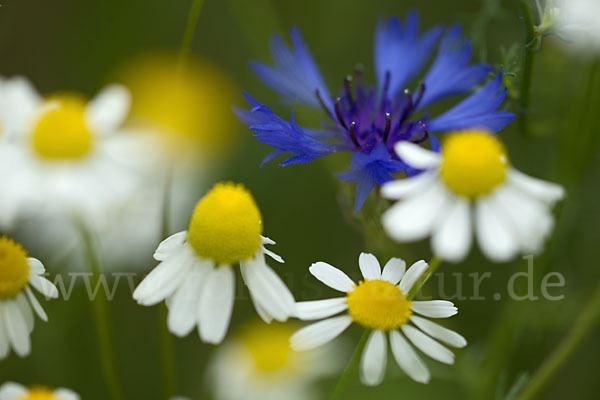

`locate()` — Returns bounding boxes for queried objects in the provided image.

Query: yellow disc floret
[239,321,296,373]
[439,130,508,198]
[0,236,30,300]
[19,387,57,400]
[187,182,263,265]
[346,279,412,331]
[32,94,94,159]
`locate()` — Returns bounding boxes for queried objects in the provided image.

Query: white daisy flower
[0,382,79,400]
[555,0,600,54]
[0,76,149,228]
[210,320,342,400]
[381,130,565,263]
[0,236,58,359]
[291,253,466,385]
[133,182,295,344]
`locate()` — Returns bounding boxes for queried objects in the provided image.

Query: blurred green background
[1,0,599,399]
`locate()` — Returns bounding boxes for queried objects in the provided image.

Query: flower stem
[329,329,371,400]
[80,225,124,400]
[409,255,442,300]
[516,282,600,400]
[517,0,536,136]
[178,0,205,69]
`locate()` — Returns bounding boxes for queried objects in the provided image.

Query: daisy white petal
[380,171,437,200]
[85,84,131,134]
[475,196,518,262]
[394,142,441,169]
[241,254,295,322]
[358,253,381,280]
[153,231,187,261]
[389,330,430,384]
[251,295,273,323]
[198,266,236,344]
[382,182,450,242]
[15,293,34,334]
[28,274,59,299]
[360,330,388,386]
[133,246,195,306]
[491,186,554,254]
[432,197,472,263]
[381,257,406,284]
[167,267,207,337]
[263,247,284,263]
[411,300,458,318]
[294,298,348,320]
[25,286,47,322]
[401,324,454,364]
[290,315,353,351]
[508,169,565,205]
[410,315,467,348]
[398,260,428,294]
[0,382,28,399]
[0,77,41,137]
[308,262,355,292]
[27,257,45,275]
[53,389,81,400]
[0,319,9,359]
[2,300,31,357]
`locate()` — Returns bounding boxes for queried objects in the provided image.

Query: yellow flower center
[0,236,30,300]
[187,182,263,265]
[19,387,57,400]
[346,279,412,331]
[439,130,508,198]
[239,321,296,373]
[31,95,94,159]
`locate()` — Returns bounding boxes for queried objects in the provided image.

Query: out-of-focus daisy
[210,320,341,400]
[236,12,514,211]
[291,253,465,385]
[0,76,149,228]
[118,52,238,160]
[555,0,600,54]
[0,382,79,400]
[133,182,295,344]
[381,130,565,263]
[0,236,58,359]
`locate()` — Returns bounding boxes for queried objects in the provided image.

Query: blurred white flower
[555,0,600,54]
[210,320,341,400]
[133,182,295,344]
[0,76,152,228]
[291,253,466,385]
[382,130,564,263]
[0,236,58,359]
[0,382,79,400]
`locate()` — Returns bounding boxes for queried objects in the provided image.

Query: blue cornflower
[236,12,515,211]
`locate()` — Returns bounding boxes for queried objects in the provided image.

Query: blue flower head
[236,12,515,211]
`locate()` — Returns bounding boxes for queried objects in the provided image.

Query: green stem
[516,282,600,400]
[178,0,205,69]
[517,0,536,136]
[409,256,442,300]
[80,225,124,400]
[329,329,371,400]
[158,167,176,397]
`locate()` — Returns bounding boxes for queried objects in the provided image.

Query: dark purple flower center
[316,68,430,156]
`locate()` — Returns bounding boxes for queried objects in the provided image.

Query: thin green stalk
[80,225,124,400]
[517,0,536,136]
[516,282,600,400]
[178,0,205,69]
[329,329,371,400]
[157,167,176,398]
[409,256,442,300]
